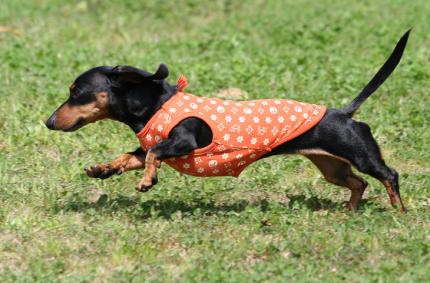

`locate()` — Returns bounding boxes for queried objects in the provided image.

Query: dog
[46,30,410,212]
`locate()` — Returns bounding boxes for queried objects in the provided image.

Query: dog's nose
[45,115,57,130]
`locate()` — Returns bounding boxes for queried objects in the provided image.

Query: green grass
[1,0,430,282]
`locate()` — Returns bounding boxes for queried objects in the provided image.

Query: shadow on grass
[61,193,251,218]
[57,192,384,219]
[287,195,386,213]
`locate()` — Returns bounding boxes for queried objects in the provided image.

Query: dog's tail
[340,30,411,118]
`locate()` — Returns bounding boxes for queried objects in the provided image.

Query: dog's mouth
[62,117,86,132]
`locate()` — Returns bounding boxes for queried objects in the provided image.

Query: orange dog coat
[136,76,326,177]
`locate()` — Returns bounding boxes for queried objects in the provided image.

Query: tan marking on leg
[346,172,366,211]
[305,154,366,212]
[137,152,162,191]
[298,149,405,212]
[86,152,146,177]
[379,179,403,210]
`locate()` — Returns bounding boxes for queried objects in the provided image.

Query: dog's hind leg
[304,154,368,211]
[378,168,404,211]
[336,123,406,212]
[353,155,405,212]
[315,121,406,212]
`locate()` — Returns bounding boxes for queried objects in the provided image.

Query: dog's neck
[109,80,180,134]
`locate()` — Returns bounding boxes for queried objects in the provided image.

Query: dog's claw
[99,170,112,179]
[141,184,152,191]
[135,183,152,193]
[134,174,158,193]
[90,166,101,176]
[85,167,94,177]
[85,164,124,179]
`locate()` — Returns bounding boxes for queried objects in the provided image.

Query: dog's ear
[108,63,169,84]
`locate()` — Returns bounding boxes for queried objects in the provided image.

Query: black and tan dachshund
[46,31,411,212]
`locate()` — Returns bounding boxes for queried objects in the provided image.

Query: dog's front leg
[85,147,146,179]
[135,138,197,192]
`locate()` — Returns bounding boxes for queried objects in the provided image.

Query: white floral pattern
[137,84,326,178]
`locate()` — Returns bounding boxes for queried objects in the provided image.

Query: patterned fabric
[136,76,327,177]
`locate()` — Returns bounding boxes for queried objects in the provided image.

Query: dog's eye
[74,89,82,97]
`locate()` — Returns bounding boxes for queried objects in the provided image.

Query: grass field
[1,0,430,282]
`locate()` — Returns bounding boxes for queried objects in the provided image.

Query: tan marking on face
[69,83,76,90]
[54,92,111,131]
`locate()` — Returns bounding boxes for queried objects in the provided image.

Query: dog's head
[45,64,170,132]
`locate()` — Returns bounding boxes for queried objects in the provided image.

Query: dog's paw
[135,174,158,193]
[84,164,123,179]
